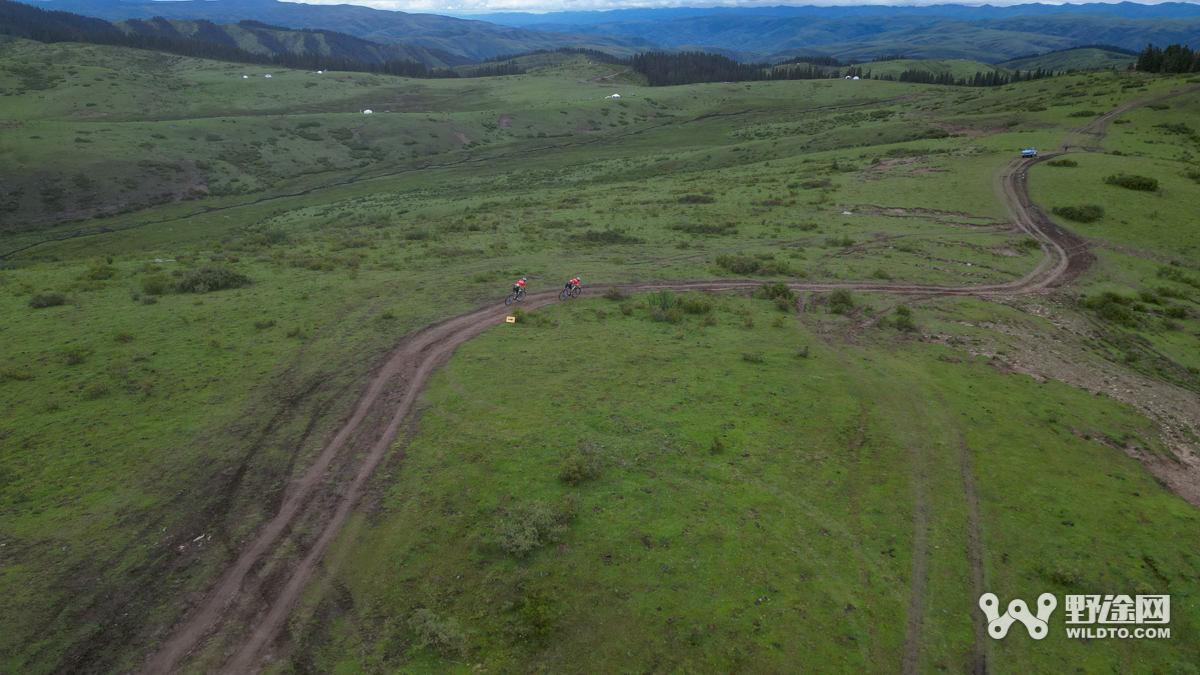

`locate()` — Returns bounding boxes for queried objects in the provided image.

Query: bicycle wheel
[571,286,582,298]
[559,290,569,301]
[518,289,526,302]
[505,294,515,306]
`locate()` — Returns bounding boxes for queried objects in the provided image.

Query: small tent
[363,109,373,115]
[852,76,860,80]
[242,75,248,79]
[265,74,273,78]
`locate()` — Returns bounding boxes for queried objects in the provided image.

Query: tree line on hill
[624,51,1055,87]
[1135,43,1200,72]
[0,0,510,79]
[879,67,1054,86]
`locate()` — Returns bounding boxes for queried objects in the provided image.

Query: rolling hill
[999,45,1137,71]
[466,2,1200,27]
[23,0,662,60]
[115,17,473,68]
[527,13,1200,63]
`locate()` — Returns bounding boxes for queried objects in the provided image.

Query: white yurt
[242,75,248,79]
[363,109,373,115]
[265,74,273,78]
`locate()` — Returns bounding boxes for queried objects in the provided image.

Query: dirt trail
[141,94,1186,674]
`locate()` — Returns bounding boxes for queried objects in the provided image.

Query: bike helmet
[522,277,527,281]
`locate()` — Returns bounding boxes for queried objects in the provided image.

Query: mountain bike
[505,288,526,306]
[559,285,582,301]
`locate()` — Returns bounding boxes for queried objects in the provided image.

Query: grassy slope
[296,294,1199,674]
[1,38,1199,673]
[811,22,1074,63]
[859,58,1009,81]
[1031,78,1200,378]
[999,48,1136,73]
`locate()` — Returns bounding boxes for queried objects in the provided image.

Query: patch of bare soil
[453,131,470,144]
[498,115,514,128]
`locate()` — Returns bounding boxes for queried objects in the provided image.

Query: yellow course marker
[505,316,516,323]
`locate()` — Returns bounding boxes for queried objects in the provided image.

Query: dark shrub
[579,229,641,244]
[177,265,251,293]
[796,345,810,358]
[1046,159,1078,167]
[28,293,66,309]
[1067,110,1097,118]
[253,319,276,330]
[827,289,854,315]
[1104,174,1158,191]
[709,436,725,454]
[754,281,795,302]
[491,500,575,558]
[603,286,629,301]
[60,346,87,366]
[139,274,171,295]
[1082,291,1138,327]
[742,352,764,363]
[408,609,466,657]
[112,330,135,343]
[1052,205,1104,223]
[676,194,715,204]
[559,451,601,485]
[679,293,713,314]
[512,307,527,323]
[619,303,633,316]
[664,308,683,324]
[715,255,760,275]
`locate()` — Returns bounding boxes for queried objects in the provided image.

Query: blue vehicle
[1021,147,1038,158]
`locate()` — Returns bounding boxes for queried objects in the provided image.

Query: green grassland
[1,36,1200,673]
[857,58,1008,81]
[280,293,1200,675]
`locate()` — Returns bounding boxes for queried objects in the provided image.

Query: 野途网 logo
[979,593,1057,640]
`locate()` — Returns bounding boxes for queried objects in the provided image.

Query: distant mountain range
[114,17,474,68]
[464,2,1200,27]
[24,0,659,60]
[19,0,1200,64]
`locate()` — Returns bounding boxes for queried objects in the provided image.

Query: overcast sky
[281,0,1186,14]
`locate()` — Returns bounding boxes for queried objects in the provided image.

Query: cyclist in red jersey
[565,277,580,293]
[512,277,527,297]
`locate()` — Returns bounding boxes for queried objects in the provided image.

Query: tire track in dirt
[142,95,1182,674]
[957,434,989,675]
[900,439,930,675]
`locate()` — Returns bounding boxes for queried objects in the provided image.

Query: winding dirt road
[140,89,1194,674]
